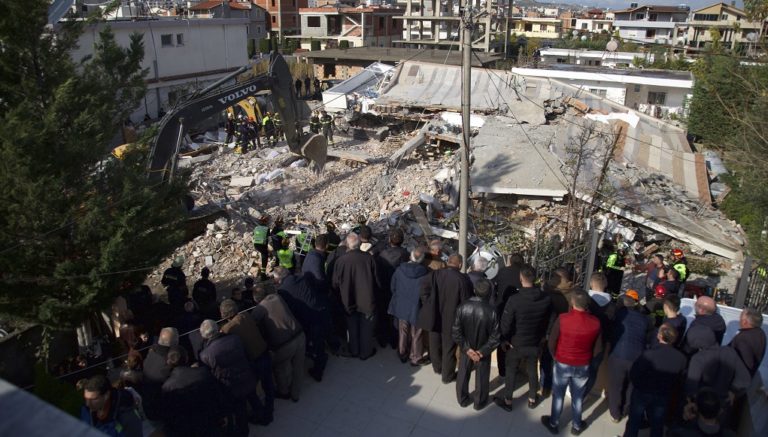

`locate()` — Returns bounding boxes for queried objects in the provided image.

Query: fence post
[583,226,600,291]
[733,256,753,309]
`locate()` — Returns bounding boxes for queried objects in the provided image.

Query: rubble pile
[146,128,460,290]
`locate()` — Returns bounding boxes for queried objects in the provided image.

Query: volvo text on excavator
[146,52,327,183]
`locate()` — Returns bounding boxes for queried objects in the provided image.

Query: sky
[556,0,744,10]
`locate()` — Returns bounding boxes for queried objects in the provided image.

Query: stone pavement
[249,347,628,437]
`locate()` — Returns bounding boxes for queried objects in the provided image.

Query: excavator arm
[147,52,326,183]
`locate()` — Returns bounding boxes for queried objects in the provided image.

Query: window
[379,16,385,29]
[589,88,607,97]
[161,34,173,47]
[635,13,645,20]
[646,29,656,38]
[721,14,728,20]
[693,14,719,21]
[524,23,532,32]
[271,0,275,6]
[649,13,657,21]
[587,60,601,66]
[557,58,567,63]
[581,23,588,29]
[647,91,667,105]
[308,16,321,27]
[176,33,184,45]
[272,16,276,24]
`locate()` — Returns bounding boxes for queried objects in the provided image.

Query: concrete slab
[470,116,567,198]
[376,62,545,124]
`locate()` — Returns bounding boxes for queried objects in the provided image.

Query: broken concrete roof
[471,117,568,198]
[525,78,710,203]
[375,61,545,122]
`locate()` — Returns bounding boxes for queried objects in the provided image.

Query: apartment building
[292,5,404,50]
[685,2,767,50]
[613,4,689,45]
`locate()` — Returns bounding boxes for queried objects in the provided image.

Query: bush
[258,38,271,53]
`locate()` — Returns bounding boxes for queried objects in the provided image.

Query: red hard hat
[672,248,684,258]
[654,284,667,299]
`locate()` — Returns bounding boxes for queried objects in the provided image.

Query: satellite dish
[572,30,579,37]
[581,35,588,41]
[606,39,619,52]
[747,32,757,42]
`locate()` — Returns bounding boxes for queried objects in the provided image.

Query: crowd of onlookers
[71,224,766,437]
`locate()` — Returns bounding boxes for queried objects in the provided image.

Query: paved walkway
[249,348,627,437]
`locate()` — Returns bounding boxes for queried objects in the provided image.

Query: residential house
[613,4,690,45]
[574,17,613,34]
[685,2,767,50]
[298,46,499,80]
[538,48,653,68]
[253,0,309,41]
[188,1,268,51]
[394,0,504,51]
[511,17,562,39]
[70,16,249,123]
[293,5,404,50]
[512,64,693,119]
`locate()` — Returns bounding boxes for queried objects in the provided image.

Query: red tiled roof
[190,1,251,11]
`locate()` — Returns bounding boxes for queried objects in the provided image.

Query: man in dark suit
[418,254,473,383]
[331,232,380,360]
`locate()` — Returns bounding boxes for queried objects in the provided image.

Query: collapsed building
[147,59,745,295]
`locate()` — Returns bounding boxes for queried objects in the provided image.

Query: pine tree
[0,1,188,329]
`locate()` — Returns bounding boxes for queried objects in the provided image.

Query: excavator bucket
[300,132,327,173]
[268,52,327,171]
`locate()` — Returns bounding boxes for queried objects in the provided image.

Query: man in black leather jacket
[452,279,500,410]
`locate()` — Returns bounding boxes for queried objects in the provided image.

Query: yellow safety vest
[253,225,268,245]
[277,248,294,269]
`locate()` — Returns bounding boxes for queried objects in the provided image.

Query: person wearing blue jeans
[549,362,590,431]
[541,291,602,436]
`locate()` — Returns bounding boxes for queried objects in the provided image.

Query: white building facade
[512,66,693,119]
[71,18,250,123]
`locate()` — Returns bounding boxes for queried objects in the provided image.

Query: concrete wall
[301,14,332,37]
[625,84,689,112]
[71,18,249,123]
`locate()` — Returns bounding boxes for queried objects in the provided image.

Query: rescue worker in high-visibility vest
[324,221,340,253]
[270,216,286,266]
[252,216,270,277]
[236,115,250,154]
[273,113,283,141]
[309,111,321,134]
[670,248,688,294]
[262,112,276,147]
[601,240,625,296]
[276,237,295,271]
[295,230,313,268]
[320,110,334,145]
[247,116,262,150]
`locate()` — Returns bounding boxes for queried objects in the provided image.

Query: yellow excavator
[227,96,264,122]
[146,52,327,182]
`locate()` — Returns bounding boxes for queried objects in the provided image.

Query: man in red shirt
[541,291,603,435]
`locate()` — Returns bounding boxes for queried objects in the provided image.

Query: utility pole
[503,0,512,59]
[459,0,472,272]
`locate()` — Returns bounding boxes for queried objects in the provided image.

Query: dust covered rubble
[145,132,457,290]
